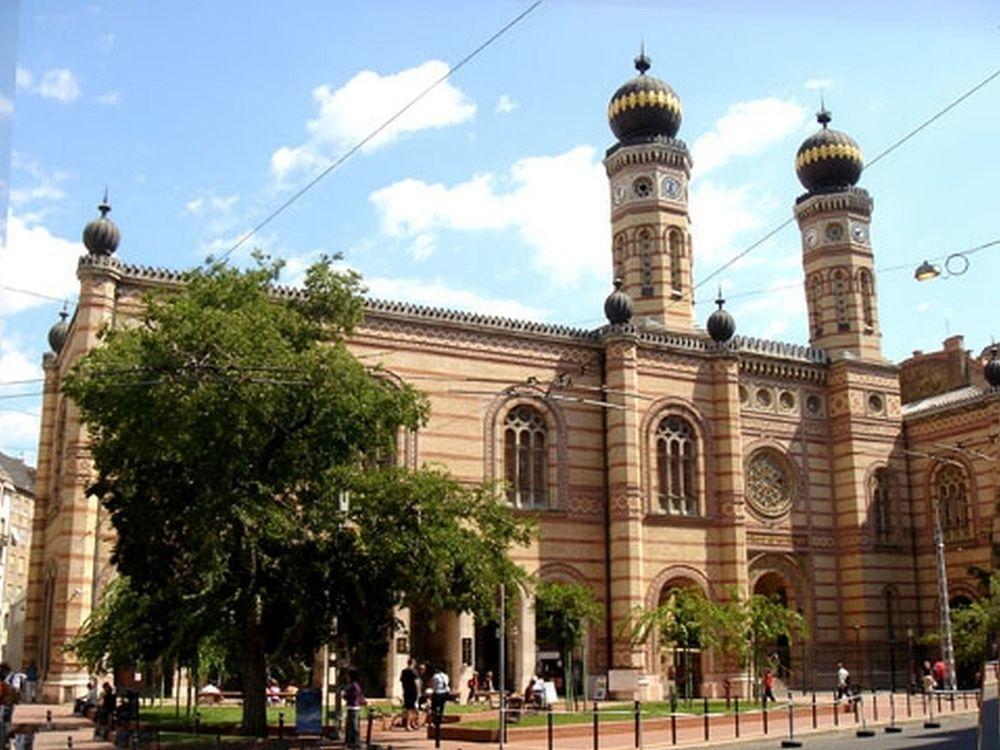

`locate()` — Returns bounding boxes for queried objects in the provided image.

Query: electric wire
[218,0,545,262]
[0,285,74,305]
[682,66,1000,305]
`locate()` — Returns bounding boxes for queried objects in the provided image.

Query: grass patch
[138,705,297,728]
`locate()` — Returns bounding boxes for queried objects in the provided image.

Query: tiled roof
[0,453,35,494]
[901,385,992,418]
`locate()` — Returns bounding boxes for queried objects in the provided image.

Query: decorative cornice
[903,386,1000,422]
[604,138,691,174]
[794,187,873,216]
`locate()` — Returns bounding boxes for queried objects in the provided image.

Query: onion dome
[82,189,121,256]
[604,278,633,325]
[608,49,682,143]
[795,107,863,193]
[706,290,736,343]
[48,309,69,354]
[985,348,1000,388]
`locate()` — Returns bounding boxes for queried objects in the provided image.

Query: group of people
[73,680,125,735]
[397,660,454,731]
[465,670,495,703]
[920,659,949,692]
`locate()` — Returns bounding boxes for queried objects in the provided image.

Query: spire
[99,186,111,217]
[817,99,831,129]
[634,43,651,75]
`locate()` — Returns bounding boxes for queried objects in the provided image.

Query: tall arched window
[832,269,850,332]
[504,405,548,508]
[808,275,823,337]
[668,229,683,292]
[655,416,698,515]
[872,468,892,542]
[638,228,654,297]
[613,233,626,281]
[858,269,875,331]
[935,464,970,541]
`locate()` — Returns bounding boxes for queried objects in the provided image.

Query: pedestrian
[836,662,850,701]
[921,660,935,693]
[467,670,479,703]
[762,669,776,704]
[22,664,37,705]
[932,658,946,689]
[0,664,13,749]
[430,665,451,729]
[342,669,366,749]
[399,658,420,730]
[97,682,116,732]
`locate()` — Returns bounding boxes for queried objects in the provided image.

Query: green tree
[534,580,601,704]
[64,257,533,735]
[952,570,1000,666]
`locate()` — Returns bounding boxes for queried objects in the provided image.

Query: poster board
[296,688,323,735]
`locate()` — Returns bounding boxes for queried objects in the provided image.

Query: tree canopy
[64,257,534,734]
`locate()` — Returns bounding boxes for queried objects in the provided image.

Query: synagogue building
[22,53,1000,702]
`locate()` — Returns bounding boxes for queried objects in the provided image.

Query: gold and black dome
[608,50,682,143]
[795,108,863,193]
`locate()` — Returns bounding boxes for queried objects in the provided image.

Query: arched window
[872,468,892,542]
[504,405,548,508]
[638,228,654,297]
[808,275,823,337]
[613,233,626,282]
[668,230,683,292]
[858,269,875,331]
[655,416,698,515]
[935,464,970,541]
[832,269,850,332]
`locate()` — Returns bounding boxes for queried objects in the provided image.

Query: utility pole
[931,490,957,692]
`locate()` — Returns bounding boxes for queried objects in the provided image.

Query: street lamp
[930,485,958,692]
[906,626,915,693]
[853,625,862,689]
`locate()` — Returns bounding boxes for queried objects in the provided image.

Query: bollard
[906,688,912,718]
[781,691,802,748]
[46,710,52,729]
[924,690,940,729]
[214,734,221,750]
[67,737,73,750]
[279,712,285,739]
[670,710,677,745]
[734,696,740,738]
[872,688,878,722]
[834,693,839,726]
[811,692,817,729]
[592,702,599,750]
[950,690,956,712]
[763,700,769,734]
[194,711,201,735]
[366,709,374,749]
[435,716,441,750]
[703,696,709,741]
[634,700,641,749]
[856,695,875,738]
[885,691,902,734]
[937,691,942,714]
[964,691,969,710]
[548,706,554,750]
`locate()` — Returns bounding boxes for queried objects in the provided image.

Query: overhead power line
[219,0,545,262]
[686,66,1000,302]
[0,285,74,305]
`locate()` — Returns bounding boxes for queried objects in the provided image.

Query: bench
[469,691,501,708]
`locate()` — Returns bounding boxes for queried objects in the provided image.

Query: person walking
[22,664,37,705]
[399,659,420,730]
[342,669,366,750]
[836,662,850,702]
[762,669,776,704]
[430,665,451,730]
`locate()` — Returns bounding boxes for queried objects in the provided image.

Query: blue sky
[1,0,998,461]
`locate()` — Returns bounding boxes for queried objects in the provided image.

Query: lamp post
[906,627,915,693]
[853,625,862,689]
[930,489,958,692]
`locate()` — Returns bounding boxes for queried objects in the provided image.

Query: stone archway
[748,556,811,690]
[646,570,711,701]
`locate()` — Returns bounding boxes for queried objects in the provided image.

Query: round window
[632,176,654,198]
[745,449,795,518]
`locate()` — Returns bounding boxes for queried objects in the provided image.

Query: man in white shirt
[430,666,451,728]
[836,662,850,701]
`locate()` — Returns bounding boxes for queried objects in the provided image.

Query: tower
[604,51,694,332]
[794,108,882,361]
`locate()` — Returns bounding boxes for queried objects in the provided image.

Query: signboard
[608,669,640,692]
[296,688,323,735]
[592,676,607,701]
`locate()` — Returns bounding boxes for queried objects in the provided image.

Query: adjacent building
[22,52,1000,702]
[0,452,35,670]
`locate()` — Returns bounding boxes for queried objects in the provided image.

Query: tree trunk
[242,616,269,736]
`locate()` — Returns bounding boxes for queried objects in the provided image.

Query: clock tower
[604,51,694,332]
[794,109,882,361]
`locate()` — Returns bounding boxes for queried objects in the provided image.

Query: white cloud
[409,233,436,262]
[0,215,82,315]
[365,276,545,320]
[0,410,40,464]
[96,90,119,105]
[495,94,517,115]
[0,94,12,121]
[688,180,769,266]
[370,145,608,282]
[16,67,81,103]
[734,277,807,339]
[14,68,32,91]
[185,192,239,216]
[271,60,475,180]
[804,78,834,91]
[99,32,116,51]
[691,98,806,176]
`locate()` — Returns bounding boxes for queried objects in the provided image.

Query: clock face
[661,176,681,199]
[851,222,869,243]
[613,184,627,205]
[825,222,845,242]
[805,228,818,248]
